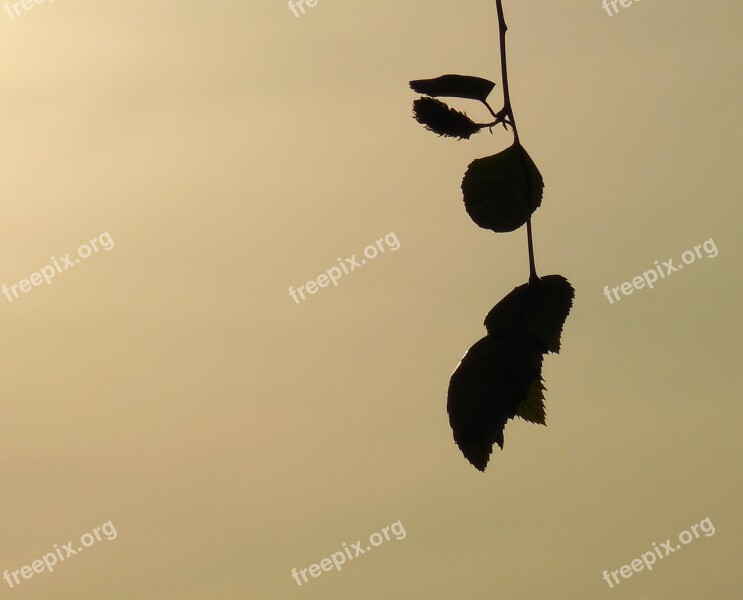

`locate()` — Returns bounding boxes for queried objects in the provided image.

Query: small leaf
[410,74,496,102]
[413,97,481,140]
[484,275,575,353]
[516,377,546,425]
[461,143,544,232]
[447,332,545,471]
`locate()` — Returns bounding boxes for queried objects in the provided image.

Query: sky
[0,0,741,598]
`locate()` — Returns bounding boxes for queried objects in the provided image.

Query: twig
[495,0,538,282]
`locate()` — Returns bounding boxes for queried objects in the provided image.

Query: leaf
[410,74,496,102]
[447,331,545,471]
[412,97,481,140]
[516,377,546,425]
[461,143,544,232]
[484,275,575,353]
[448,276,575,470]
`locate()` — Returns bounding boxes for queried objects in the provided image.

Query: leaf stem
[496,0,538,282]
[526,219,538,283]
[495,0,518,144]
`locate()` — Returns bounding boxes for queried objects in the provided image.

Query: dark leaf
[447,332,545,471]
[410,74,496,102]
[413,97,481,140]
[448,276,575,470]
[461,143,544,232]
[484,275,575,353]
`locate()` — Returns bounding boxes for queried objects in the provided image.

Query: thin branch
[495,0,518,144]
[527,219,538,283]
[482,99,498,120]
[495,0,538,281]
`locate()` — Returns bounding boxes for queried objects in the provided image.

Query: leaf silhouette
[413,97,481,140]
[410,74,496,102]
[484,275,575,353]
[448,275,574,470]
[461,143,544,232]
[409,1,575,472]
[447,331,545,471]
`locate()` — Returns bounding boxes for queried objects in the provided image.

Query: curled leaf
[410,74,496,102]
[461,143,544,232]
[413,97,481,140]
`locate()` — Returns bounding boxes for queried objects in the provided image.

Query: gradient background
[1,0,741,598]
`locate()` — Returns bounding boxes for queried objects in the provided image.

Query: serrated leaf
[447,331,544,471]
[413,97,481,140]
[484,275,575,353]
[410,74,496,102]
[516,377,546,425]
[461,143,544,232]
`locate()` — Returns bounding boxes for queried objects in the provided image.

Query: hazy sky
[0,1,741,598]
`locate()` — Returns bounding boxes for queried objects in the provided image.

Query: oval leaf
[410,74,496,102]
[461,143,544,232]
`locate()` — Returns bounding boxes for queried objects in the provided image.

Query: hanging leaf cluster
[409,1,575,471]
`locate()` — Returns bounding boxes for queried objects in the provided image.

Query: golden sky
[0,0,741,598]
